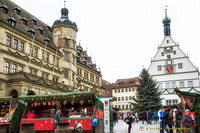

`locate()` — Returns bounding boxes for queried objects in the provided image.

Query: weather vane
[165,5,168,16]
[64,0,66,8]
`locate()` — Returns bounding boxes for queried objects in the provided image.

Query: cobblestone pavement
[113,120,162,133]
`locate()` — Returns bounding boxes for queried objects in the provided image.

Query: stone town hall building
[0,0,105,97]
[148,9,200,106]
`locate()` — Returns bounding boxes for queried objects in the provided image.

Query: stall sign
[99,97,112,133]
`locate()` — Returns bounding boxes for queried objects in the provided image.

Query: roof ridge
[9,0,48,27]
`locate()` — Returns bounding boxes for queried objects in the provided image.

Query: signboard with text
[99,97,112,133]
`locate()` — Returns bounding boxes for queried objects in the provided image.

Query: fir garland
[23,73,70,91]
[77,77,105,89]
[8,49,63,73]
[160,87,200,94]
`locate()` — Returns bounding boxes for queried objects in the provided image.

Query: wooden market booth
[0,91,104,133]
[175,88,200,133]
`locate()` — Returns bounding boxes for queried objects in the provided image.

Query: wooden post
[20,123,35,133]
[0,123,10,133]
[56,122,70,133]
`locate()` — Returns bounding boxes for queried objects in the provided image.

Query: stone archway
[27,90,36,95]
[10,89,18,98]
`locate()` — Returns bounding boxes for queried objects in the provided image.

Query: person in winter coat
[168,109,174,133]
[142,110,148,124]
[159,108,169,133]
[54,110,62,133]
[135,112,138,123]
[181,109,195,133]
[175,107,183,133]
[124,112,134,133]
[153,111,158,124]
[147,110,152,124]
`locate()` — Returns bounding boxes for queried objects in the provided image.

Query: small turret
[162,9,171,36]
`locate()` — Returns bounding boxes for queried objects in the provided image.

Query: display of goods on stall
[0,92,104,132]
[175,88,200,133]
[80,100,84,105]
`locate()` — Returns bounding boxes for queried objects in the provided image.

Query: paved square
[114,120,161,133]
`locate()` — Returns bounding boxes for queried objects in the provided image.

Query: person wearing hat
[124,111,134,133]
[181,109,195,133]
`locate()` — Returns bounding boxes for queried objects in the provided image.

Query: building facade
[148,9,200,105]
[102,80,114,97]
[112,77,138,112]
[0,0,104,97]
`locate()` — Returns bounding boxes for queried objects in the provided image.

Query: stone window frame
[6,36,11,47]
[13,39,18,49]
[4,62,10,73]
[188,81,193,87]
[157,65,162,71]
[11,64,16,73]
[178,63,183,69]
[19,42,24,52]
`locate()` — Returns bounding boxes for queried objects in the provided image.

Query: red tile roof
[113,77,139,89]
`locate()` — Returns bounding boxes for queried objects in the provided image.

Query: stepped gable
[113,77,139,89]
[0,0,56,50]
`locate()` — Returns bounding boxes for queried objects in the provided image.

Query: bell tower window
[64,39,69,48]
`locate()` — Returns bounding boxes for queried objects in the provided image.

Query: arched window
[10,90,18,98]
[27,90,36,95]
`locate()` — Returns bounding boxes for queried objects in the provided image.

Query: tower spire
[165,5,168,16]
[162,5,171,36]
[61,0,69,19]
[64,0,66,8]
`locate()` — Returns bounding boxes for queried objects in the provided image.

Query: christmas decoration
[131,68,162,113]
[43,101,46,106]
[52,101,55,106]
[63,100,67,105]
[48,101,51,106]
[34,102,37,107]
[71,100,75,105]
[80,100,84,105]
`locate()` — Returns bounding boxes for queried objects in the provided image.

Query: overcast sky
[11,0,200,83]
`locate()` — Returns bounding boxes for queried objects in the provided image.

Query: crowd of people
[113,107,195,133]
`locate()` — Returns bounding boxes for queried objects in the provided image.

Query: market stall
[175,88,200,133]
[0,91,104,132]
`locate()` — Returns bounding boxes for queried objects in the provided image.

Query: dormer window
[31,18,37,25]
[44,38,50,45]
[7,17,16,27]
[82,58,87,63]
[20,17,28,25]
[83,54,88,60]
[88,63,93,67]
[37,27,43,34]
[0,5,8,13]
[13,7,21,15]
[46,25,51,31]
[27,28,35,36]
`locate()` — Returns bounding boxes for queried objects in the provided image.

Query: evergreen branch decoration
[8,49,63,73]
[22,73,70,91]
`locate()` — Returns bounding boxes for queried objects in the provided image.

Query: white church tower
[148,9,200,106]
